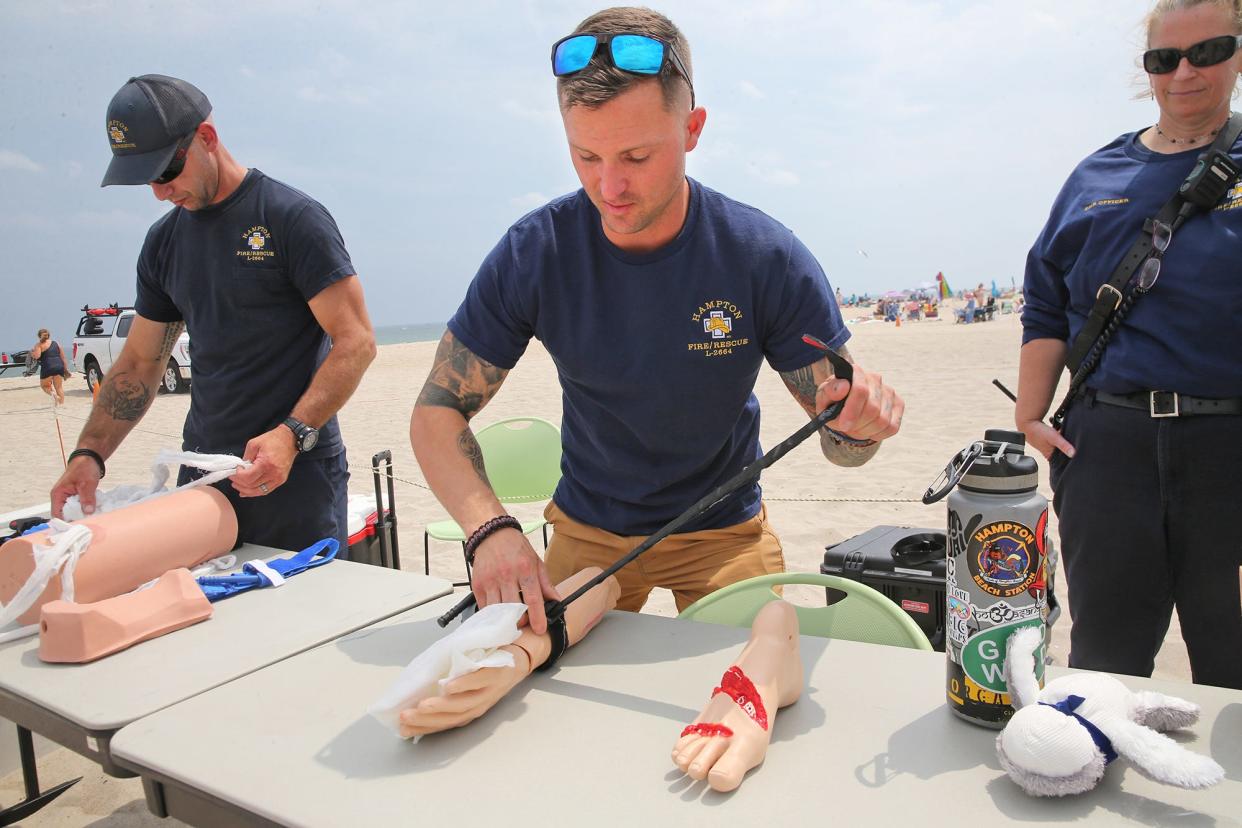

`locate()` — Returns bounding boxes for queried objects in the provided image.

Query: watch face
[302,428,319,451]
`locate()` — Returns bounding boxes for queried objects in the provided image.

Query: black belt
[1091,389,1242,417]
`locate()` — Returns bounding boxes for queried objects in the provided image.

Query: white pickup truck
[72,305,192,394]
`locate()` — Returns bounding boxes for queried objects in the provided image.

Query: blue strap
[196,538,339,602]
[1040,694,1118,764]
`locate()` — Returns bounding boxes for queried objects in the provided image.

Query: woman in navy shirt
[1016,0,1242,690]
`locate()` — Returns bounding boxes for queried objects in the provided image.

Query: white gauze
[63,449,248,520]
[368,602,528,739]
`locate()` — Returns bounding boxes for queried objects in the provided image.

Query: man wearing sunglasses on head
[48,74,376,555]
[412,8,903,635]
[1017,0,1242,690]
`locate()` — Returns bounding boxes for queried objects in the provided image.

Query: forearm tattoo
[98,374,152,421]
[779,344,853,414]
[457,428,491,485]
[156,321,185,364]
[416,332,508,420]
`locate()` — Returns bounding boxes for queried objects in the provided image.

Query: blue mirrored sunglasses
[551,32,695,108]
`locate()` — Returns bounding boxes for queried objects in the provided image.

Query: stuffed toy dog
[996,626,1223,797]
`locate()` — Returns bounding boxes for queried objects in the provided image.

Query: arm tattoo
[155,322,185,364]
[457,428,491,485]
[778,343,876,466]
[98,374,153,421]
[779,344,854,415]
[416,332,509,420]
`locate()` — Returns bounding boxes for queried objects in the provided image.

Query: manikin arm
[398,567,619,738]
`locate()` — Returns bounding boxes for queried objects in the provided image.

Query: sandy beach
[0,306,1194,824]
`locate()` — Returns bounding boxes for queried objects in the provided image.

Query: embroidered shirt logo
[687,299,749,359]
[108,120,135,150]
[237,226,275,262]
[1215,180,1242,212]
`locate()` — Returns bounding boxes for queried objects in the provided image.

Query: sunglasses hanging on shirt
[551,32,695,108]
[1143,34,1242,74]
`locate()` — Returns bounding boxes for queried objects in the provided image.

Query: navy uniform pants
[178,451,350,559]
[1051,393,1242,689]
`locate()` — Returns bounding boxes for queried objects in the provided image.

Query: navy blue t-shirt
[135,169,355,457]
[449,179,848,536]
[1023,131,1242,397]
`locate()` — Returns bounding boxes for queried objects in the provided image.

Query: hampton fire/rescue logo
[966,520,1039,598]
[237,226,275,262]
[687,299,749,358]
[108,120,135,150]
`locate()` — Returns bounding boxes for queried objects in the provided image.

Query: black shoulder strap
[1064,112,1242,375]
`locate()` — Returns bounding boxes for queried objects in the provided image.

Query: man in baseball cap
[52,74,377,557]
[101,75,212,187]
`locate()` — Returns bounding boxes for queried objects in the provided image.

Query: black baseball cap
[101,74,212,187]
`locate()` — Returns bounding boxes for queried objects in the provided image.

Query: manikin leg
[39,568,213,663]
[672,600,803,793]
[398,567,620,738]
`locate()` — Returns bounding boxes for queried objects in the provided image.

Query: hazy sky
[1,0,1160,347]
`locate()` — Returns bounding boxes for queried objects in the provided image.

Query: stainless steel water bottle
[924,429,1050,728]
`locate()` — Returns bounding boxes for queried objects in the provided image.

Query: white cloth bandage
[0,520,93,643]
[368,602,528,740]
[63,449,249,521]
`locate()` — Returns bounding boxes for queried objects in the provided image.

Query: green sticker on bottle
[961,618,1045,693]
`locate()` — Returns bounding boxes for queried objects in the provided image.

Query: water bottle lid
[984,428,1026,447]
[961,428,1038,493]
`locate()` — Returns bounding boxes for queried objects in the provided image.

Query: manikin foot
[672,600,803,793]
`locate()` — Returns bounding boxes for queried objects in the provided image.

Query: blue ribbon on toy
[196,538,339,602]
[1040,694,1118,764]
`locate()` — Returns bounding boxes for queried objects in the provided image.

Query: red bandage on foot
[711,665,769,730]
[680,722,734,739]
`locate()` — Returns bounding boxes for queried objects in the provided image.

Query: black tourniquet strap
[535,601,569,672]
[1065,112,1242,374]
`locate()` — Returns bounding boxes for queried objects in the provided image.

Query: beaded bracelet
[464,514,523,565]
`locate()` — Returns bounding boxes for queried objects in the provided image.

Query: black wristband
[822,426,877,448]
[67,448,106,479]
[464,515,523,565]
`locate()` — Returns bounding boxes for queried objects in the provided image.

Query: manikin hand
[398,567,619,738]
[231,424,298,497]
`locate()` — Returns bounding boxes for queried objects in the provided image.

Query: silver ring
[259,483,269,494]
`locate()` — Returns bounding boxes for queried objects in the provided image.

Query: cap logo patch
[108,120,135,150]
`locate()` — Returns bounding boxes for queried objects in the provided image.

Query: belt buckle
[1096,283,1123,312]
[1150,391,1180,418]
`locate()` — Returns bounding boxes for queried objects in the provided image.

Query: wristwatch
[282,417,320,452]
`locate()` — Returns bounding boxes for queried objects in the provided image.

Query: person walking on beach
[30,328,68,405]
[1016,0,1242,690]
[410,7,903,633]
[48,74,376,553]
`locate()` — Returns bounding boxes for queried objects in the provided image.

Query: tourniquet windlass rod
[436,334,854,629]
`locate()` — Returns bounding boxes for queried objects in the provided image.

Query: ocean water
[373,322,446,346]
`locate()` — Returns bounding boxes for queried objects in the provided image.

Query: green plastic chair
[423,417,562,585]
[678,572,933,651]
